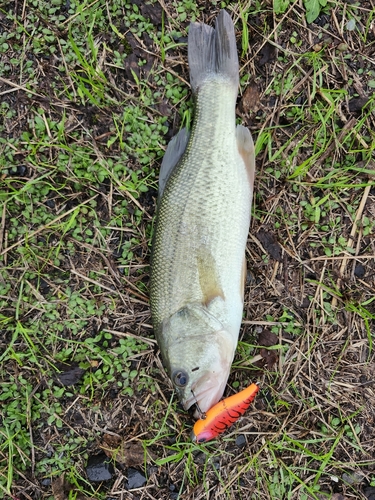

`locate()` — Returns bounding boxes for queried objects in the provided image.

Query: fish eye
[172,370,189,387]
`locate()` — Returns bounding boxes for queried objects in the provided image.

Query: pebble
[235,434,247,448]
[354,263,365,278]
[342,472,364,485]
[364,486,375,500]
[126,467,146,489]
[86,453,114,482]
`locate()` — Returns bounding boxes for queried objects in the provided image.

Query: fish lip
[182,392,200,411]
[182,383,218,413]
[182,363,231,414]
[182,386,208,411]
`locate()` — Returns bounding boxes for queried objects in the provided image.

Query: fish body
[150,11,255,414]
[192,383,259,442]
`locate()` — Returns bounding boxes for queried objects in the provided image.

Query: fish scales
[152,83,249,321]
[150,10,255,415]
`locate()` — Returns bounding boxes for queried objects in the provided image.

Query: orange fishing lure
[192,383,259,443]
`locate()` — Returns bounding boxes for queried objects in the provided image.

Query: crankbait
[192,383,259,443]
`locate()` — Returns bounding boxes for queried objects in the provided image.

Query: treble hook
[191,389,206,420]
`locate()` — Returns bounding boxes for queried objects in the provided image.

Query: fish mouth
[183,384,214,413]
[182,371,229,417]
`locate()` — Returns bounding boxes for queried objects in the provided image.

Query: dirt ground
[1,0,375,499]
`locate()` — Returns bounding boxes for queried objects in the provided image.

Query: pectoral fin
[197,248,225,306]
[159,128,190,199]
[236,125,255,188]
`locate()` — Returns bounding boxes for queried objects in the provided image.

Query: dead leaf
[101,435,153,466]
[259,348,278,370]
[131,0,163,25]
[258,329,279,347]
[349,96,369,113]
[251,330,279,370]
[158,99,172,117]
[124,32,156,81]
[56,365,85,386]
[259,42,276,66]
[52,474,95,500]
[257,228,282,262]
[124,53,141,81]
[52,475,66,500]
[238,83,260,115]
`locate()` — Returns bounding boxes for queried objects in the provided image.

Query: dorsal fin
[159,128,190,198]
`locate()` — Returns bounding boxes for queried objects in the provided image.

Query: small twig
[316,117,357,167]
[72,239,122,285]
[318,89,369,149]
[0,201,6,254]
[60,0,101,25]
[70,269,120,295]
[243,0,302,70]
[313,93,372,308]
[242,320,302,327]
[70,267,149,304]
[102,328,156,346]
[0,76,44,98]
[302,254,375,263]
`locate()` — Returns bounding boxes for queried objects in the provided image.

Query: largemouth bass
[150,10,255,416]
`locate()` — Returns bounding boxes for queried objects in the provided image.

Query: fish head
[160,303,236,415]
[169,334,233,415]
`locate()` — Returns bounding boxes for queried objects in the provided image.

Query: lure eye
[172,370,188,388]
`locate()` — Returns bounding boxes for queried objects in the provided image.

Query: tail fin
[188,10,239,93]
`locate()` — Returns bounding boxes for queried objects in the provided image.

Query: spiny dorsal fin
[159,128,190,198]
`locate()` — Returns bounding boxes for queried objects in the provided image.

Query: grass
[1,0,375,499]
